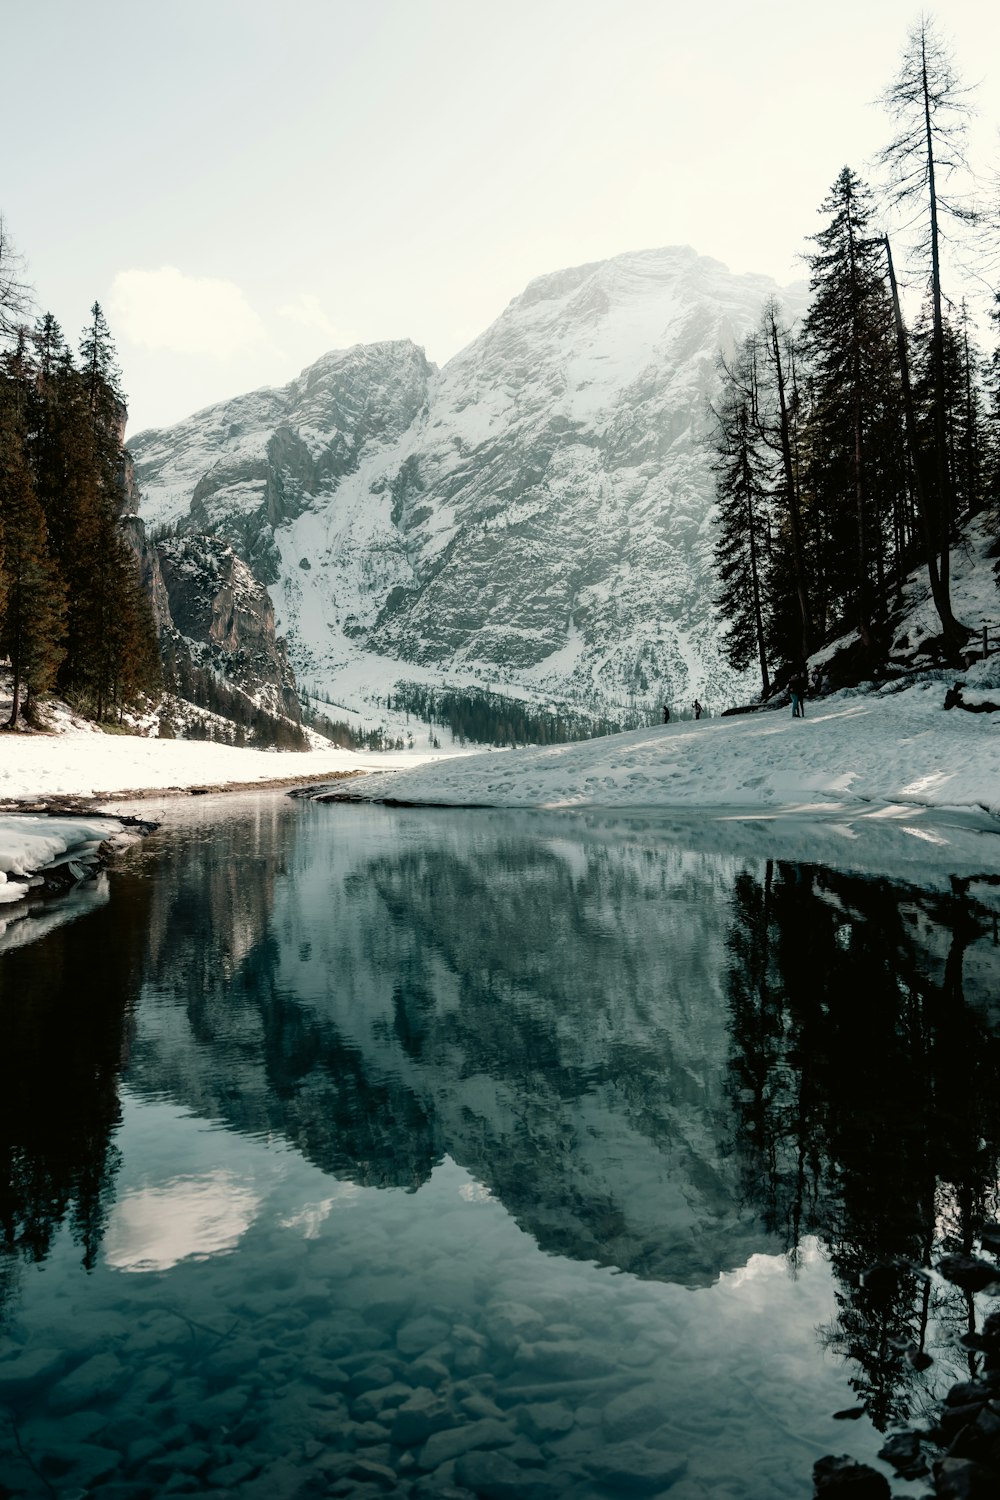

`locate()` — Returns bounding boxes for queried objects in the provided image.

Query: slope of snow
[301,680,1000,878]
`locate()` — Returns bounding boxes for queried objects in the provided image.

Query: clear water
[2,795,999,1499]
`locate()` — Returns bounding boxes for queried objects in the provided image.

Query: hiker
[790,669,806,719]
[693,699,703,720]
[662,704,670,724]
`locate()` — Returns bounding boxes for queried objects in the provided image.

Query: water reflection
[726,860,1000,1426]
[0,870,150,1306]
[1,799,999,1451]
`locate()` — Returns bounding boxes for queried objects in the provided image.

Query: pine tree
[952,299,987,521]
[879,16,979,651]
[0,407,66,727]
[711,335,773,695]
[801,168,904,653]
[79,302,123,417]
[760,299,813,659]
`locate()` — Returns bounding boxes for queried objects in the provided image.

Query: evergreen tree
[711,335,773,694]
[760,299,813,660]
[952,299,987,521]
[801,168,904,653]
[879,16,979,651]
[79,302,123,417]
[0,407,66,727]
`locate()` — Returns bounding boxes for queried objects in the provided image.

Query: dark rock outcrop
[156,534,301,723]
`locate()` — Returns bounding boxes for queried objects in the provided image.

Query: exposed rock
[584,1440,688,1493]
[933,1455,1000,1498]
[417,1418,516,1470]
[156,533,300,723]
[133,249,807,720]
[813,1454,891,1498]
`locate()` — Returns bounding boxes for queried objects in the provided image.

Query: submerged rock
[813,1455,891,1497]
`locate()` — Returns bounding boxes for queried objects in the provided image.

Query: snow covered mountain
[132,247,804,722]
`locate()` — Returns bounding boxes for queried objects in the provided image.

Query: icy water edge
[2,795,1000,1500]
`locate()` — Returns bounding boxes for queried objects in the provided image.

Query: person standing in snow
[663,704,670,724]
[693,699,703,720]
[790,669,806,718]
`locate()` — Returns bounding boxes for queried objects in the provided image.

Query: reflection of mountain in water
[130,803,772,1286]
[3,795,1000,1393]
[124,804,1000,1309]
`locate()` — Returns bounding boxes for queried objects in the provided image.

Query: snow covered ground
[305,679,1000,818]
[0,815,127,907]
[1,670,999,911]
[0,731,443,803]
[297,677,1000,883]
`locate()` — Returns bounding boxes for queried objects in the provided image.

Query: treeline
[713,18,999,695]
[0,240,160,726]
[390,682,649,747]
[162,640,309,750]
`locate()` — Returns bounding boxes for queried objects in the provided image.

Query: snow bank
[307,681,1000,825]
[0,732,444,801]
[0,815,122,905]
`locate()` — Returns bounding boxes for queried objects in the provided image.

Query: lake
[1,794,999,1498]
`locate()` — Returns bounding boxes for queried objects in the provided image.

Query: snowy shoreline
[300,681,1000,819]
[1,679,999,906]
[0,735,447,909]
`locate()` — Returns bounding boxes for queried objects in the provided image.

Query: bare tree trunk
[883,236,966,655]
[765,307,813,659]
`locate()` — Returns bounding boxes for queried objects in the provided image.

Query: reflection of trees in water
[726,861,1000,1428]
[0,877,151,1313]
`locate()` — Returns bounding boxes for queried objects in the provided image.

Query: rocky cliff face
[156,535,301,722]
[132,247,803,720]
[123,517,302,731]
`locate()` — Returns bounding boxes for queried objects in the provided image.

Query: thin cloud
[109,266,267,358]
[277,292,360,349]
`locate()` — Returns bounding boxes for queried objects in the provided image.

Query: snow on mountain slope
[132,247,804,719]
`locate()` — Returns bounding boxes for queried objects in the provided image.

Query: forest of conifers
[712,19,999,695]
[0,286,160,729]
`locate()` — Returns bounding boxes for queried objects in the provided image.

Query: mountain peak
[133,245,796,720]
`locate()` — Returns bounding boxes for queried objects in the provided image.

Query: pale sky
[4,0,998,434]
